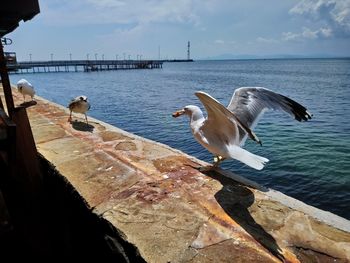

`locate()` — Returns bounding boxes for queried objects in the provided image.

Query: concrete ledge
[3,85,350,262]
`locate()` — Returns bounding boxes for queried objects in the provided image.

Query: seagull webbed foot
[250,131,262,146]
[213,155,225,167]
[199,165,215,173]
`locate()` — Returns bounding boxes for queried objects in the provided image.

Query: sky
[5,0,350,61]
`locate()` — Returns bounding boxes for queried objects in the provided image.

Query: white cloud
[40,0,207,27]
[214,39,236,45]
[256,37,279,43]
[288,0,350,38]
[302,27,318,39]
[87,0,126,8]
[319,26,333,37]
[214,39,225,44]
[282,32,301,41]
[282,26,333,41]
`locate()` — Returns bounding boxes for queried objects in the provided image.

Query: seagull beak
[172,109,185,118]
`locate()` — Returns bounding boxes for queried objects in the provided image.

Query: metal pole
[187,41,190,60]
[0,43,15,117]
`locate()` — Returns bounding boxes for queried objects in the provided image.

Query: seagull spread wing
[227,87,312,145]
[195,91,261,145]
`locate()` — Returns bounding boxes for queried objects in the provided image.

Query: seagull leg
[23,94,26,102]
[84,113,89,125]
[68,110,72,122]
[199,156,226,173]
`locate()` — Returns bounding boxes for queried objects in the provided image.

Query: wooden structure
[0,0,40,36]
[0,0,53,257]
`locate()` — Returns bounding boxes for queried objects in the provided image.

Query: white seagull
[17,79,35,102]
[67,95,91,124]
[172,87,312,170]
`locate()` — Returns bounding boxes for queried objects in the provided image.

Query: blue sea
[10,58,350,220]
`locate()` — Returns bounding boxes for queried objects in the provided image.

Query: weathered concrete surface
[2,85,350,262]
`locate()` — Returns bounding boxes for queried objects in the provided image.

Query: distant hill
[200,53,348,60]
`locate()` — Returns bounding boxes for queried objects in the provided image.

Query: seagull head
[79,96,88,102]
[172,105,203,120]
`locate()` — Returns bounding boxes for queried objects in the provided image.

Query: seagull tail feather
[227,145,269,170]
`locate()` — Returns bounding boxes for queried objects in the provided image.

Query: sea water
[10,58,350,219]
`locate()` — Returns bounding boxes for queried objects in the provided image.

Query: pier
[7,59,163,73]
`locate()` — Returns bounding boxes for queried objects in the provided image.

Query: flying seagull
[17,79,35,102]
[68,95,91,124]
[172,87,312,170]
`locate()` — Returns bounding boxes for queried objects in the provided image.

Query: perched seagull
[172,87,312,170]
[17,79,35,102]
[67,95,91,124]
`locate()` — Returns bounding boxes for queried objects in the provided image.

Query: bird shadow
[71,120,94,132]
[19,100,37,108]
[203,169,286,262]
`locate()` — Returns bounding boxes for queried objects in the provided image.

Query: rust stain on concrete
[115,141,137,151]
[100,130,134,142]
